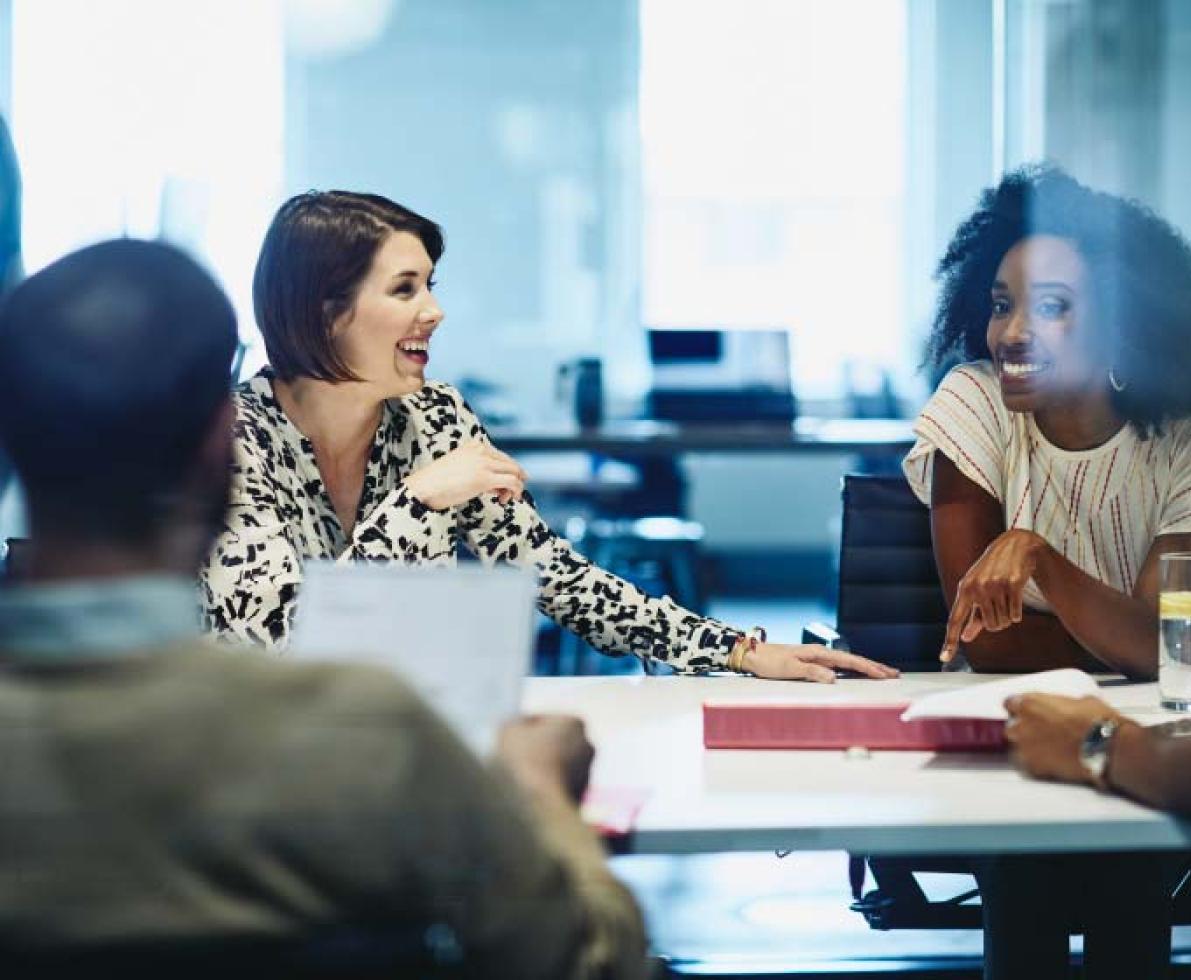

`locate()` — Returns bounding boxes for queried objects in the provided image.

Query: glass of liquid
[1159,553,1191,711]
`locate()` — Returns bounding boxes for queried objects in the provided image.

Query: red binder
[703,702,1006,751]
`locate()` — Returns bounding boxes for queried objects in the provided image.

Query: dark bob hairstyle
[253,191,444,382]
[926,163,1191,435]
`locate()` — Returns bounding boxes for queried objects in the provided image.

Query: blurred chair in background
[803,473,977,933]
[805,472,948,672]
[559,515,705,676]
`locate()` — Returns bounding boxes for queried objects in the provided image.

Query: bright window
[640,0,908,399]
[10,0,284,366]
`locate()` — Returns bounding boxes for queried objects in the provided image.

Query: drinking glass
[1159,553,1191,711]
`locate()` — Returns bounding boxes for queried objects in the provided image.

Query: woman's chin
[392,373,428,397]
[1000,392,1037,414]
[997,379,1043,414]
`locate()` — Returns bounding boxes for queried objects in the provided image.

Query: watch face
[1080,719,1118,781]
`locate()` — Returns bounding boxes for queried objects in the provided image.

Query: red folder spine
[703,702,1006,751]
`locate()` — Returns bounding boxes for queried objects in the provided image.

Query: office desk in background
[524,673,1191,857]
[489,417,916,457]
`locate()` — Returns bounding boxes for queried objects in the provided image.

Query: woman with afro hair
[906,164,1191,978]
[905,163,1191,679]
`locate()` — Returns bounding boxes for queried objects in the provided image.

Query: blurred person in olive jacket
[0,238,648,979]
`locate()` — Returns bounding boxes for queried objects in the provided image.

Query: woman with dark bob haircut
[201,190,896,682]
[904,165,1191,979]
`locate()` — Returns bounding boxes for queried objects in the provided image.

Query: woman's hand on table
[1003,693,1126,785]
[941,528,1050,663]
[743,643,899,683]
[404,439,529,509]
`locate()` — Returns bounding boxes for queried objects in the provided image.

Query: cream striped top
[903,361,1191,612]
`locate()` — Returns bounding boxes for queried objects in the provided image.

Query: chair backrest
[836,473,947,670]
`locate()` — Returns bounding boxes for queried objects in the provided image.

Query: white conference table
[523,672,1191,857]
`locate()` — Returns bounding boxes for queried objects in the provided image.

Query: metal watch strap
[1079,717,1122,789]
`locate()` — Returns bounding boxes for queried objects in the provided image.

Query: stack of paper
[900,669,1100,721]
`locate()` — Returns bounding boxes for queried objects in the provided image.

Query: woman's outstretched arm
[933,453,1190,678]
[446,388,894,679]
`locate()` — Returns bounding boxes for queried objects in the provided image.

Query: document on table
[289,562,537,755]
[901,668,1101,721]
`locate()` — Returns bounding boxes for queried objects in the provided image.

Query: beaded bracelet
[727,626,768,674]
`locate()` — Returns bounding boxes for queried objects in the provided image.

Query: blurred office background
[2,0,1189,609]
[3,2,1191,973]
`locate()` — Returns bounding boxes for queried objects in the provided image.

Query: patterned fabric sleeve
[346,484,456,565]
[1158,421,1191,537]
[201,417,454,649]
[200,427,305,648]
[902,360,1009,507]
[441,389,742,673]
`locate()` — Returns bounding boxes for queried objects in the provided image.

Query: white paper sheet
[900,668,1102,721]
[289,562,537,755]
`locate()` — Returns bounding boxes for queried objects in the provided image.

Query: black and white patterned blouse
[200,370,741,673]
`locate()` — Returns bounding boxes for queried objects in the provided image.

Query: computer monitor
[648,328,723,364]
[645,328,796,422]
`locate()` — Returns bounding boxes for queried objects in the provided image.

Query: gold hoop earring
[1108,367,1127,393]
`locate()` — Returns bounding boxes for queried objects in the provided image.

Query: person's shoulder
[160,647,465,820]
[938,359,1000,397]
[404,380,466,414]
[229,370,287,459]
[1162,416,1191,441]
[232,369,273,415]
[1150,417,1191,462]
[931,360,1005,421]
[172,643,430,725]
[402,381,485,439]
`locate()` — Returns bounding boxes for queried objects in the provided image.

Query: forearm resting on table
[958,551,1156,678]
[961,610,1101,674]
[930,453,1159,678]
[1030,546,1159,679]
[1108,723,1191,816]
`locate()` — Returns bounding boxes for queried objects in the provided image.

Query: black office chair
[806,475,1191,933]
[805,472,948,671]
[558,516,703,676]
[803,473,979,929]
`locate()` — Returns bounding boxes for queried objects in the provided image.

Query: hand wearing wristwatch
[1079,717,1122,789]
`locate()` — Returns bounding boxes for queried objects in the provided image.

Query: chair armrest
[802,621,849,651]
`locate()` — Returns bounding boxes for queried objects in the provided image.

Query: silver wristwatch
[1079,718,1122,788]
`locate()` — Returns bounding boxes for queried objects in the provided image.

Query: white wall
[284,0,643,419]
[692,0,998,556]
[1161,0,1191,238]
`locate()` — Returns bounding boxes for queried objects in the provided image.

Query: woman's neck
[272,376,383,457]
[1034,389,1125,451]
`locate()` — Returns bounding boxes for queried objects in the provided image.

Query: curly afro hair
[926,163,1191,435]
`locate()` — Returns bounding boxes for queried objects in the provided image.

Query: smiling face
[986,234,1109,416]
[330,231,443,397]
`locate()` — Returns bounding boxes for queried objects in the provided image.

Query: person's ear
[324,298,354,339]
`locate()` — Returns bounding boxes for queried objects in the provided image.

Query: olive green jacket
[0,642,647,978]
